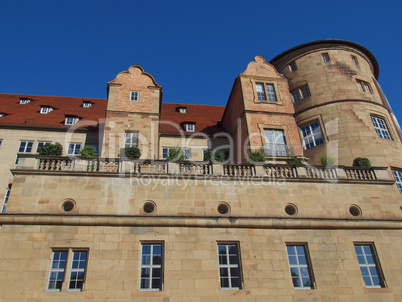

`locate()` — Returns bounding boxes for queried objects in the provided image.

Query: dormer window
[19,98,31,105]
[185,123,195,132]
[83,101,92,108]
[178,107,187,113]
[0,113,5,118]
[130,91,139,101]
[40,106,53,114]
[65,116,79,125]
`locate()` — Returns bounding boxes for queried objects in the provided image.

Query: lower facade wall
[0,224,401,301]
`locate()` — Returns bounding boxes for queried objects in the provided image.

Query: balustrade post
[371,167,391,181]
[254,164,266,176]
[212,163,224,176]
[335,166,347,179]
[295,165,307,178]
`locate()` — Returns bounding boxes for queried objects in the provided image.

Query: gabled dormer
[40,106,54,114]
[19,98,32,105]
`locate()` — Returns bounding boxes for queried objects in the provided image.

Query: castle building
[0,40,401,301]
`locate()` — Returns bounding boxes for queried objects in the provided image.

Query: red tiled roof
[160,103,227,136]
[0,93,107,130]
[0,94,226,135]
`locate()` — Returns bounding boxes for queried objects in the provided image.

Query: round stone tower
[270,40,402,171]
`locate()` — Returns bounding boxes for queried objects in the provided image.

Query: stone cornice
[0,214,401,230]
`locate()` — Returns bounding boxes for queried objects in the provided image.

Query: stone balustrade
[13,155,393,182]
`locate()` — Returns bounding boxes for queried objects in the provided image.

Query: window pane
[140,243,163,290]
[354,244,384,288]
[217,244,242,290]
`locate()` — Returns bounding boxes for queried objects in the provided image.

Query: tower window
[321,53,330,63]
[291,85,311,102]
[371,116,392,140]
[289,61,297,72]
[351,55,359,65]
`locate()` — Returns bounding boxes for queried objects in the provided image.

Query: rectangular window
[300,121,324,149]
[67,143,82,155]
[68,251,88,291]
[286,244,314,289]
[40,107,53,114]
[256,83,267,101]
[256,83,277,102]
[266,84,277,102]
[125,132,138,148]
[321,53,330,62]
[130,91,140,101]
[392,170,402,193]
[162,148,191,160]
[178,107,187,113]
[1,188,11,213]
[218,243,242,290]
[140,243,163,291]
[356,80,372,93]
[371,116,392,140]
[18,141,33,153]
[291,85,310,102]
[36,142,51,153]
[354,244,385,288]
[47,249,88,292]
[83,102,92,108]
[185,123,195,132]
[47,250,68,291]
[289,62,297,72]
[264,129,288,156]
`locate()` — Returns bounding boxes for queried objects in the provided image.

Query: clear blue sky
[1,1,401,121]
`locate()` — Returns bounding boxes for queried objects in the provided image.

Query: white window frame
[286,244,314,289]
[68,251,88,291]
[299,121,324,149]
[162,148,191,160]
[255,83,277,102]
[40,107,53,114]
[67,143,82,155]
[178,107,187,113]
[392,170,402,193]
[19,98,31,104]
[65,116,78,126]
[130,91,140,102]
[371,116,392,140]
[36,142,51,153]
[18,141,33,153]
[354,244,385,288]
[47,250,68,291]
[264,129,288,157]
[125,132,138,148]
[185,123,195,132]
[291,85,310,102]
[139,243,163,291]
[83,102,92,108]
[1,188,10,213]
[217,243,242,290]
[47,249,88,292]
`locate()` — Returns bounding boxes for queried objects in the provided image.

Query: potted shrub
[204,150,225,162]
[286,157,303,165]
[38,142,63,156]
[320,154,336,166]
[120,147,141,159]
[79,146,97,158]
[353,157,371,168]
[166,147,186,161]
[246,150,266,163]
